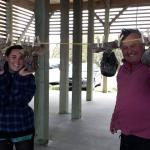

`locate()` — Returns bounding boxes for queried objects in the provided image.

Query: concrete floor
[34,90,120,150]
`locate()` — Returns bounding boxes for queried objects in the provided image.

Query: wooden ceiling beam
[110,0,150,8]
[12,0,34,11]
[12,0,150,12]
[49,0,150,11]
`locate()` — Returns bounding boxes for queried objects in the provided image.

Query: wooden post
[86,0,94,101]
[59,0,69,114]
[102,0,110,93]
[34,0,49,145]
[72,0,82,119]
[6,0,13,43]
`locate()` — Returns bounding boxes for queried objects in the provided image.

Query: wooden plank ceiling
[12,0,150,11]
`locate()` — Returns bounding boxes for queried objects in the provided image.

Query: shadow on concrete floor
[34,90,120,150]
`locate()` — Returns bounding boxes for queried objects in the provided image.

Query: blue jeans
[0,138,34,150]
[120,133,150,150]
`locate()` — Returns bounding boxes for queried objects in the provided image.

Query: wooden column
[86,0,94,101]
[59,0,69,114]
[6,0,13,42]
[102,0,110,93]
[34,0,49,145]
[72,0,82,119]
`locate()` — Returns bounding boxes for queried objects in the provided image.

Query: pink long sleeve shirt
[112,62,150,139]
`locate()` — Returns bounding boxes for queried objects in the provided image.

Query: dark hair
[5,45,23,56]
[119,28,142,47]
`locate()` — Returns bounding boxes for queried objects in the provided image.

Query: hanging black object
[100,51,119,77]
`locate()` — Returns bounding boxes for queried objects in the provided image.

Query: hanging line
[39,42,93,45]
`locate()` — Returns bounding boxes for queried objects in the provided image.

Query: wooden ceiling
[12,0,150,12]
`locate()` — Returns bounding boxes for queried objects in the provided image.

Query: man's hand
[110,127,118,134]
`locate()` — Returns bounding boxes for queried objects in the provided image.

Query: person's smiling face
[121,33,145,64]
[6,49,24,72]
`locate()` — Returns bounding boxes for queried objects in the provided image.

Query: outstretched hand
[19,67,34,76]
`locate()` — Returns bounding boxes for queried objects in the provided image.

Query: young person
[110,29,150,150]
[0,45,36,150]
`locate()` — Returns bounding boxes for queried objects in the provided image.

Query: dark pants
[0,138,34,150]
[120,133,150,150]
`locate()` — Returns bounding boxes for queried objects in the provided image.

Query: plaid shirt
[0,71,36,136]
